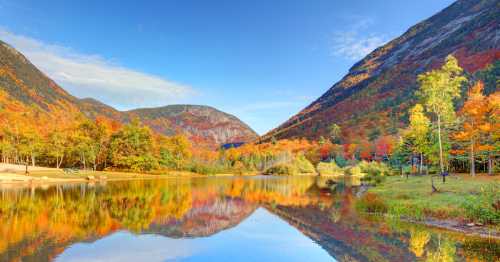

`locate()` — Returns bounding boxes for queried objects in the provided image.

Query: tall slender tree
[407,104,431,174]
[417,55,467,173]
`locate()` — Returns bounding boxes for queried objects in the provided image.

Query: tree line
[0,55,498,175]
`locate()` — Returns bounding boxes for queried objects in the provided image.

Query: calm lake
[0,176,498,262]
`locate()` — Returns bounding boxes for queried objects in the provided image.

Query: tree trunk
[24,157,29,175]
[488,153,493,176]
[56,154,64,169]
[470,137,475,177]
[31,154,35,167]
[82,153,86,170]
[437,114,444,174]
[431,176,438,193]
[419,152,423,175]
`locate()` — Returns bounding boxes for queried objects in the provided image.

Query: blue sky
[0,0,455,134]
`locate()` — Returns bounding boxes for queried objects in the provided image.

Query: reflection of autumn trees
[0,177,329,260]
[409,229,431,257]
[1,177,497,262]
[270,197,498,262]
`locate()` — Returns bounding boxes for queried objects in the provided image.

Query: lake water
[0,176,498,262]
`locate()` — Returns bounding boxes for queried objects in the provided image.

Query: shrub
[263,164,298,176]
[357,192,388,214]
[335,155,348,168]
[461,185,500,224]
[358,161,391,176]
[188,162,227,175]
[293,154,316,174]
[126,155,159,172]
[357,161,390,185]
[345,165,364,177]
[317,161,343,176]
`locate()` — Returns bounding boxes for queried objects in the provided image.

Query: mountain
[264,0,500,142]
[0,40,257,147]
[127,105,258,147]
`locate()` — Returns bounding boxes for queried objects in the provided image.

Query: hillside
[264,0,499,142]
[0,41,257,148]
[128,105,258,147]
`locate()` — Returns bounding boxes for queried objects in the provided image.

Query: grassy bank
[357,174,500,227]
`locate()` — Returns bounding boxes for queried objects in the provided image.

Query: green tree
[109,119,158,171]
[158,135,192,170]
[18,130,44,167]
[417,55,467,173]
[72,120,105,170]
[47,131,68,168]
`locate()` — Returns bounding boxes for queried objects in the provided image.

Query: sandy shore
[0,163,259,186]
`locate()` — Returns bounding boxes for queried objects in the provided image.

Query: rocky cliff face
[265,0,499,141]
[128,105,258,148]
[0,41,257,147]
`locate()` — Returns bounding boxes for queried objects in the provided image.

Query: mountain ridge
[0,40,258,148]
[264,0,499,142]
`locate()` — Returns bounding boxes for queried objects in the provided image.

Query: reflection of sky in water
[56,208,334,262]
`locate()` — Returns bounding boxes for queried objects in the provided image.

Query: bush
[263,164,298,176]
[126,155,159,172]
[335,155,348,168]
[461,185,500,224]
[293,155,316,173]
[345,165,364,177]
[358,161,391,176]
[188,162,227,175]
[356,161,390,185]
[357,192,388,214]
[317,161,343,176]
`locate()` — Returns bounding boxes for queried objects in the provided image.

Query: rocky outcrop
[128,105,258,148]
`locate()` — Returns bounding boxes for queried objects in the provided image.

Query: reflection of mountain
[1,178,497,261]
[146,197,257,238]
[268,205,415,262]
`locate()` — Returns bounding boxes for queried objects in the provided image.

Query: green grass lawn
[363,174,500,225]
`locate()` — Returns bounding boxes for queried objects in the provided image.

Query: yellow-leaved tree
[417,55,467,173]
[407,104,431,174]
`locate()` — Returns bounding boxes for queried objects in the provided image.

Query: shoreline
[411,217,500,240]
[0,169,261,187]
[365,212,499,240]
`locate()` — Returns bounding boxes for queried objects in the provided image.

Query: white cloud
[0,29,196,110]
[331,18,388,60]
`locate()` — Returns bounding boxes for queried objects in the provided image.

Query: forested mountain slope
[0,41,257,147]
[264,0,499,142]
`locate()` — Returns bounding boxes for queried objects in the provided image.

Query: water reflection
[0,176,498,262]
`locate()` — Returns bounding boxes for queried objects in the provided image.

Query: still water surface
[0,176,498,261]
